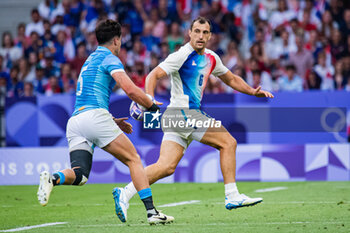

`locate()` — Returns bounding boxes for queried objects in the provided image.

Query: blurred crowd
[1,0,350,98]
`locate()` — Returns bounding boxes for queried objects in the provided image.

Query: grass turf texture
[0,182,349,233]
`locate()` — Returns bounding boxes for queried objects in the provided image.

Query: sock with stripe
[52,172,65,186]
[138,188,157,216]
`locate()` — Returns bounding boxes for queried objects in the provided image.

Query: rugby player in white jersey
[36,19,173,225]
[115,16,274,216]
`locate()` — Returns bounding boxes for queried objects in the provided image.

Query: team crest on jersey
[192,60,197,66]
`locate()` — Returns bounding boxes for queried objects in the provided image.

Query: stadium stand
[1,0,350,98]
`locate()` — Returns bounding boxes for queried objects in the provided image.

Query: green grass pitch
[1,182,349,233]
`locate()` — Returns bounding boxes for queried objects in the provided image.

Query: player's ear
[208,32,212,41]
[113,37,118,46]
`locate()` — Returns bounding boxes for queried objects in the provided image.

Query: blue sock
[138,188,152,199]
[138,188,155,211]
[53,172,65,186]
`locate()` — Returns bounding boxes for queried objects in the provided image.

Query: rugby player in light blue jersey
[117,17,274,216]
[37,19,174,225]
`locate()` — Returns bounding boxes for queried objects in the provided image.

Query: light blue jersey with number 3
[72,46,124,116]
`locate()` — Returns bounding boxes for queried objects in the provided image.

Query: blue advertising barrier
[0,143,349,185]
[5,91,350,147]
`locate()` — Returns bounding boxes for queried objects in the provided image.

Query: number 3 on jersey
[76,66,88,96]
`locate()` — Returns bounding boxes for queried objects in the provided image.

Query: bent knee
[164,165,176,176]
[157,162,176,177]
[125,153,142,165]
[220,136,237,150]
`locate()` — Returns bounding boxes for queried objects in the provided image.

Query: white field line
[0,222,67,232]
[50,203,104,206]
[255,187,288,193]
[1,203,151,208]
[212,201,349,205]
[3,200,348,209]
[158,200,201,207]
[266,201,349,204]
[1,204,105,208]
[52,221,349,228]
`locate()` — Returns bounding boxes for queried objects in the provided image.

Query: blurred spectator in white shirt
[0,32,23,70]
[38,0,59,20]
[297,0,321,30]
[251,69,274,92]
[269,0,296,32]
[267,29,296,67]
[314,51,335,90]
[246,59,273,92]
[25,9,45,37]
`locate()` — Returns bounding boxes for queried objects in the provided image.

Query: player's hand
[113,117,133,134]
[253,86,274,98]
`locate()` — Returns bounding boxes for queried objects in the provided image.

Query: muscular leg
[103,133,149,192]
[53,149,93,186]
[54,169,76,184]
[145,140,185,184]
[37,148,93,206]
[57,133,151,191]
[122,139,185,202]
[199,126,237,184]
[200,125,263,208]
[107,133,175,223]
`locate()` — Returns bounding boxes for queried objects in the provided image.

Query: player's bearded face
[189,21,211,53]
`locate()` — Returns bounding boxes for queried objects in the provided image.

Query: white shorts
[162,108,214,149]
[66,108,123,152]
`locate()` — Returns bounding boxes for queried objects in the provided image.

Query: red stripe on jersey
[201,53,217,95]
[205,53,217,75]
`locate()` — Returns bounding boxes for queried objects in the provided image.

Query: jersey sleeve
[211,53,229,77]
[158,49,188,75]
[102,54,125,75]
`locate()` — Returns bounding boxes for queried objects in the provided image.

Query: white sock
[225,183,239,199]
[124,182,137,202]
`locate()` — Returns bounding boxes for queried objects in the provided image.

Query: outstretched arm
[218,70,274,98]
[112,71,158,110]
[145,66,168,97]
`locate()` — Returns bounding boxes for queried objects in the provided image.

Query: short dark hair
[252,69,262,76]
[190,17,212,32]
[95,19,122,45]
[31,8,39,15]
[18,23,26,30]
[286,64,296,71]
[77,41,86,49]
[290,18,299,24]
